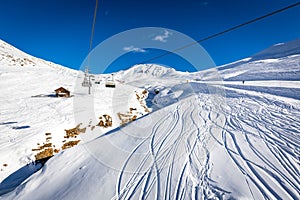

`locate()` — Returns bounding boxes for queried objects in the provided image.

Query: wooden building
[55,87,70,97]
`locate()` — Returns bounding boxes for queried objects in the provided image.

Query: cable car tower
[82,0,98,94]
[82,67,92,94]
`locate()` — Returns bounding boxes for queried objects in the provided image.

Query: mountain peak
[120,64,176,80]
[251,38,300,60]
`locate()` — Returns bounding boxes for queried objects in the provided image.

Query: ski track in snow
[1,76,299,199]
[110,82,300,200]
[117,95,218,199]
[220,85,300,199]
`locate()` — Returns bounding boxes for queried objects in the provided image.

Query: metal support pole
[88,75,91,95]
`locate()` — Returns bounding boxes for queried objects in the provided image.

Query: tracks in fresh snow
[220,85,300,199]
[112,83,300,199]
[113,94,226,200]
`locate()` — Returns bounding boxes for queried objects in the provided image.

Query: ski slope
[0,39,300,199]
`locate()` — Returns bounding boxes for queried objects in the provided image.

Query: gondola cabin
[55,87,70,97]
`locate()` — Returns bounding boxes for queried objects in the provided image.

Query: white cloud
[202,1,209,6]
[123,46,146,53]
[153,30,172,43]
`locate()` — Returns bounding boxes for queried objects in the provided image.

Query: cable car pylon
[82,67,92,94]
[82,0,98,94]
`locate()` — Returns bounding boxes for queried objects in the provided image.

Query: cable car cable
[139,1,300,64]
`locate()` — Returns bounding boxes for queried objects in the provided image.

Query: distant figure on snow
[242,80,245,84]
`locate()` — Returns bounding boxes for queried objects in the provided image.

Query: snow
[0,38,300,199]
[251,38,300,60]
[219,54,300,81]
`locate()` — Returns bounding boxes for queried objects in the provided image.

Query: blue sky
[1,0,300,73]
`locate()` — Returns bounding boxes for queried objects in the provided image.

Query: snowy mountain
[251,38,300,60]
[121,64,177,79]
[0,38,299,199]
[218,38,300,81]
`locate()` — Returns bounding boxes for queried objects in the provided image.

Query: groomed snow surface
[0,38,299,199]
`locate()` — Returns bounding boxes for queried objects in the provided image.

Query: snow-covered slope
[218,38,300,81]
[0,39,300,199]
[251,38,300,60]
[0,39,79,183]
[0,39,157,193]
